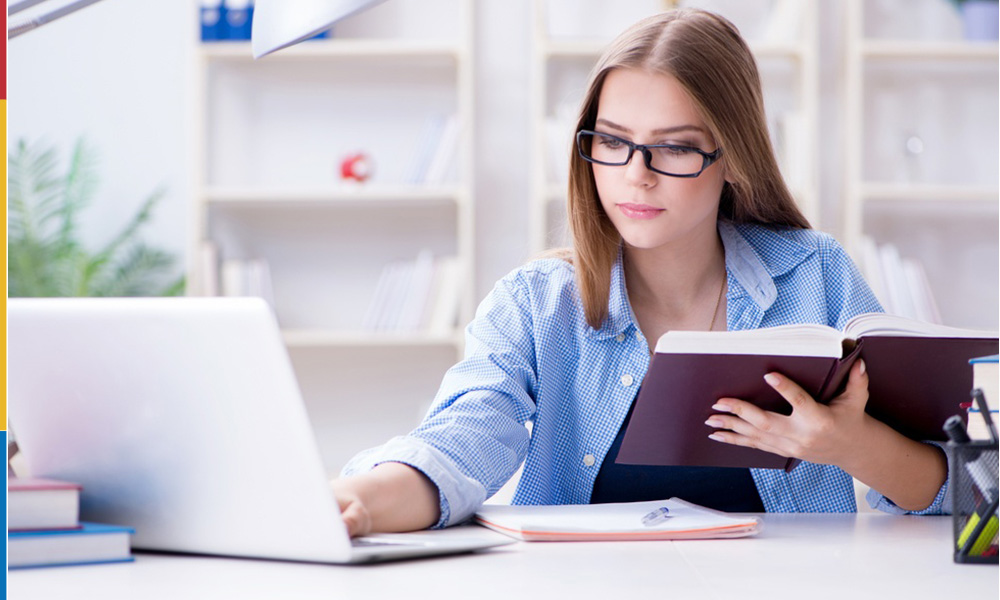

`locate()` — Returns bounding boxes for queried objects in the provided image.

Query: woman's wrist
[838,415,946,511]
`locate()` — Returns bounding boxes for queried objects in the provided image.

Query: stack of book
[363,251,462,334]
[9,477,135,569]
[967,355,999,440]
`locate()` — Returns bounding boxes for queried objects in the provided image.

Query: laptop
[7,297,513,564]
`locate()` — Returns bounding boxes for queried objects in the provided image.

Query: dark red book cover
[617,336,998,470]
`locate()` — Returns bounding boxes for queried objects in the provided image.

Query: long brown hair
[567,8,811,330]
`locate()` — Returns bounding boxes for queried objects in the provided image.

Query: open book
[617,313,999,471]
[474,498,760,542]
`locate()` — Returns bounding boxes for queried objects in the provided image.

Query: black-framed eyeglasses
[576,130,723,178]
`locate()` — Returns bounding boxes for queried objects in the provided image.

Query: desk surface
[9,514,997,600]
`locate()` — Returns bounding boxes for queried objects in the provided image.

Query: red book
[9,477,82,531]
[617,313,999,471]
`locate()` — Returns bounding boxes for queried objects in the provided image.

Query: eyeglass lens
[581,132,706,176]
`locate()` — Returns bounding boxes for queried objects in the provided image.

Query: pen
[958,499,999,557]
[944,415,972,445]
[641,506,671,526]
[972,389,998,444]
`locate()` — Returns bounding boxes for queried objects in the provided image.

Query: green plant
[8,138,185,297]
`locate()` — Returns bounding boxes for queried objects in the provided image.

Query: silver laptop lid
[8,297,355,563]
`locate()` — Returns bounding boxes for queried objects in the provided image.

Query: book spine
[817,341,864,403]
[200,0,226,42]
[223,0,253,41]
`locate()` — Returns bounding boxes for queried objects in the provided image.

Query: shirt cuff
[341,436,488,529]
[866,441,950,515]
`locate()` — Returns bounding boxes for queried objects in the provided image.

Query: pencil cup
[948,440,999,564]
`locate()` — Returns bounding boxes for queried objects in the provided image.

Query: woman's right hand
[330,478,374,537]
[329,463,441,537]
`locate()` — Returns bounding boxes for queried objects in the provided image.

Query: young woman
[331,8,949,536]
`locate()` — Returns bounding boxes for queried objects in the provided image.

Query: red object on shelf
[339,152,374,182]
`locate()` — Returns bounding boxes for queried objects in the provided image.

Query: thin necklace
[707,273,726,332]
[649,273,726,357]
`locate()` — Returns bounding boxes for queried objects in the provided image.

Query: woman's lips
[617,203,664,220]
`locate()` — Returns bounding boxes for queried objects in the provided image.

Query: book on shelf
[858,238,941,325]
[363,252,462,335]
[9,477,82,531]
[198,240,220,297]
[859,236,889,310]
[200,0,226,42]
[223,0,253,41]
[396,249,436,331]
[616,313,998,471]
[403,114,448,185]
[474,498,760,542]
[967,355,999,440]
[221,258,275,308]
[423,114,461,185]
[423,256,463,335]
[9,522,135,569]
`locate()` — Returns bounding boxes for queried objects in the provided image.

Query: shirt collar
[590,220,816,338]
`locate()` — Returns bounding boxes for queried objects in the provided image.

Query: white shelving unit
[529,0,820,254]
[188,0,475,473]
[843,0,999,329]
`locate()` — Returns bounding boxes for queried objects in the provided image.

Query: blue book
[9,522,135,569]
[200,0,227,42]
[224,0,254,41]
[968,355,998,440]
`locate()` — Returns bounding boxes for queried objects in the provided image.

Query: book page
[844,313,998,340]
[654,323,843,358]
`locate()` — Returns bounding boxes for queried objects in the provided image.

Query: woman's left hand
[705,359,871,467]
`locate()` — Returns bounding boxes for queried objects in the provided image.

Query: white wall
[8,0,999,328]
[8,0,196,264]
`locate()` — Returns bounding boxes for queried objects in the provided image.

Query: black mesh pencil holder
[948,439,999,564]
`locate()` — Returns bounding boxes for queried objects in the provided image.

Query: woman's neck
[624,227,726,328]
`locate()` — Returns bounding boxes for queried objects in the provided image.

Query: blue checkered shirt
[343,221,950,527]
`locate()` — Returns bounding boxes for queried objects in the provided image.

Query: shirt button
[615,333,625,342]
[621,374,634,387]
[583,454,596,467]
[635,331,642,341]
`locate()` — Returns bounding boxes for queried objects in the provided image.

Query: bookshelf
[528,0,821,254]
[843,0,999,329]
[188,0,475,473]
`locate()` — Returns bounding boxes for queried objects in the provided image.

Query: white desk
[9,514,997,600]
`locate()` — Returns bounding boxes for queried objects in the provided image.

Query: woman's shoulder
[729,222,850,267]
[485,256,583,327]
[502,255,577,291]
[732,221,842,251]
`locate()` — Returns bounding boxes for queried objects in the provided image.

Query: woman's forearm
[331,462,441,535]
[841,416,947,512]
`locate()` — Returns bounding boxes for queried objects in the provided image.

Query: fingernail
[708,433,724,442]
[764,373,779,386]
[705,418,723,428]
[711,403,729,412]
[858,360,866,375]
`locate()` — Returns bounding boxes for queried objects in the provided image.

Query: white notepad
[475,498,761,542]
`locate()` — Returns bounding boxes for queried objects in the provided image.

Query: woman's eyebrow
[596,118,706,137]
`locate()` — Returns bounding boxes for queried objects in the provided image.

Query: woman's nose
[623,150,657,188]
